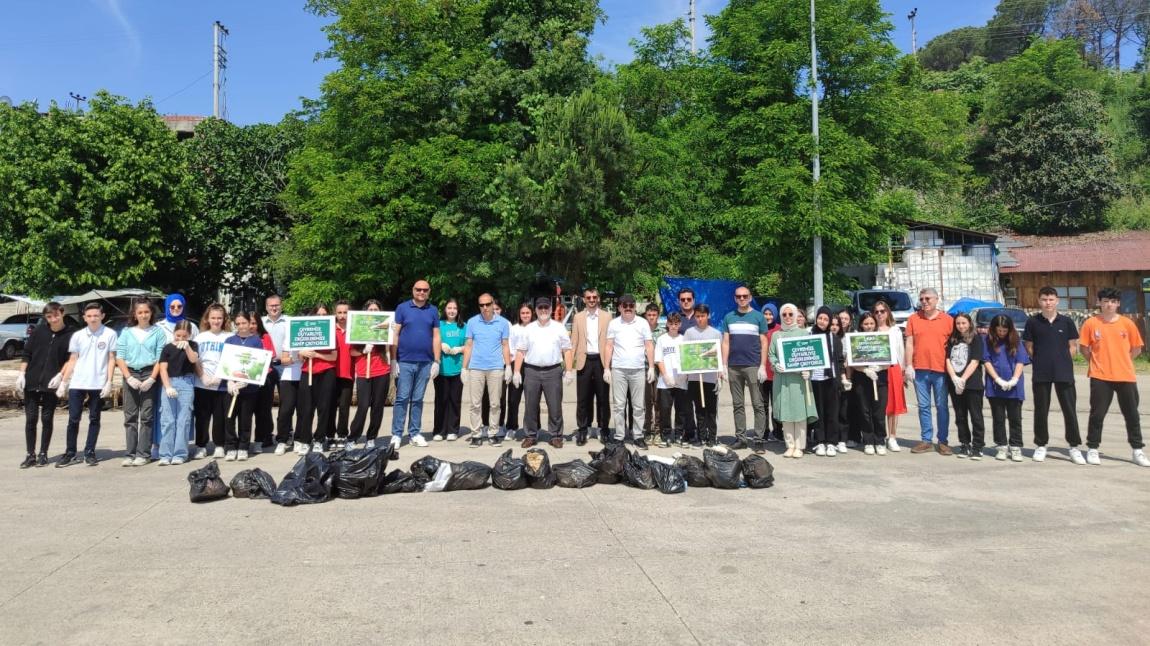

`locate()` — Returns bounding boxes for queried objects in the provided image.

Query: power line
[155,71,211,105]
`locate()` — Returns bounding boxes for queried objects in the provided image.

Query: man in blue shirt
[722,286,769,453]
[462,292,512,447]
[390,280,441,448]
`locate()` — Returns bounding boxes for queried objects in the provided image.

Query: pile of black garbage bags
[188,444,774,505]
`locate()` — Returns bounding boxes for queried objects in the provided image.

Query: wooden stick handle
[227,392,238,418]
[309,357,314,386]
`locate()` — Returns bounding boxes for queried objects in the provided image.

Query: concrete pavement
[0,373,1148,645]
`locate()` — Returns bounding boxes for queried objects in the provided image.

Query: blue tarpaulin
[659,277,759,332]
[947,297,1002,316]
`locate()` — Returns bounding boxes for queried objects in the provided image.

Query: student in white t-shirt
[603,294,655,448]
[192,304,233,459]
[56,302,118,467]
[655,312,690,448]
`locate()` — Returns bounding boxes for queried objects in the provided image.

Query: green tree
[985,0,1059,62]
[920,26,987,71]
[0,92,195,297]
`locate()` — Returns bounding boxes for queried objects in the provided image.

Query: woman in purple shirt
[983,314,1030,463]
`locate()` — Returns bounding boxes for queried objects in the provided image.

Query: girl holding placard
[348,299,392,450]
[810,307,846,457]
[769,303,819,459]
[193,304,231,459]
[873,299,907,452]
[222,312,265,461]
[849,313,888,456]
[297,304,338,454]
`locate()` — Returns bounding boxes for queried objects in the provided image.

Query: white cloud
[91,0,142,64]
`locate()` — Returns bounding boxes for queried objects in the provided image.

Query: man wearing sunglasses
[905,287,954,455]
[603,294,656,448]
[462,293,512,448]
[676,288,698,332]
[390,280,441,448]
[513,297,574,449]
[722,286,769,453]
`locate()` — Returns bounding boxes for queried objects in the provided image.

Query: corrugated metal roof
[999,231,1150,273]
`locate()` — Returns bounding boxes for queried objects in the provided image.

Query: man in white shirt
[513,298,574,449]
[56,302,117,466]
[570,287,610,446]
[263,294,299,455]
[603,294,656,448]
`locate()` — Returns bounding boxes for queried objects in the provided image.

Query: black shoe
[19,454,36,469]
[730,439,749,450]
[956,444,970,459]
[634,438,648,450]
[753,441,766,455]
[56,453,76,468]
[84,453,99,466]
[469,436,484,448]
[489,435,503,448]
[36,453,48,467]
[576,428,588,446]
[969,446,983,461]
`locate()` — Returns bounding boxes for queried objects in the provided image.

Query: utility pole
[810,0,823,308]
[689,0,697,55]
[68,92,87,111]
[212,21,229,119]
[907,8,918,59]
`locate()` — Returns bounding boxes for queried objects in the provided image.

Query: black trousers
[504,381,524,431]
[760,380,783,436]
[1087,379,1143,449]
[854,379,888,445]
[812,379,842,445]
[657,388,690,442]
[840,387,860,443]
[576,355,610,431]
[350,374,391,441]
[297,370,336,444]
[432,374,463,436]
[24,389,57,454]
[274,379,298,445]
[951,387,985,449]
[224,393,257,451]
[1032,381,1082,447]
[689,380,717,442]
[255,369,278,447]
[328,377,354,439]
[481,380,507,427]
[523,364,563,438]
[194,388,227,449]
[990,397,1023,447]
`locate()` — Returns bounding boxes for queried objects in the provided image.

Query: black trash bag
[380,469,425,494]
[623,451,657,490]
[588,444,627,484]
[523,448,556,489]
[741,454,775,489]
[332,447,392,499]
[491,449,527,490]
[188,460,229,503]
[410,455,442,480]
[674,455,711,488]
[229,468,277,499]
[271,453,340,506]
[444,461,492,491]
[552,459,597,488]
[650,461,687,494]
[703,448,743,489]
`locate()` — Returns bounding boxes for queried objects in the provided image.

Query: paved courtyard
[1,373,1148,645]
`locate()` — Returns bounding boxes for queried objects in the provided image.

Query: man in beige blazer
[570,287,611,446]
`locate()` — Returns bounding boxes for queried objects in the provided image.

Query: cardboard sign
[844,332,896,367]
[679,339,723,375]
[777,334,830,372]
[217,343,274,386]
[285,316,336,351]
[346,311,394,345]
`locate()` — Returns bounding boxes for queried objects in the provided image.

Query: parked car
[0,330,21,360]
[0,313,82,359]
[970,307,1029,335]
[849,289,915,326]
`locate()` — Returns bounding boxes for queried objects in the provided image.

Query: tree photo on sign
[777,335,830,372]
[346,311,394,345]
[844,332,895,367]
[217,344,273,387]
[679,339,723,374]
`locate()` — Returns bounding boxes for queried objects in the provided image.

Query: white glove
[862,367,878,381]
[460,368,469,382]
[952,376,965,391]
[227,380,242,395]
[56,380,69,398]
[801,370,811,381]
[100,381,112,398]
[841,375,853,392]
[994,378,1008,390]
[126,376,142,390]
[904,366,916,381]
[15,373,25,391]
[441,343,451,354]
[175,340,188,350]
[1006,378,1018,389]
[955,383,965,396]
[603,368,612,384]
[165,387,178,399]
[429,362,440,380]
[504,365,513,383]
[512,371,522,388]
[140,377,156,392]
[564,369,575,385]
[48,372,62,389]
[647,366,657,383]
[757,366,768,383]
[716,371,726,386]
[204,375,220,388]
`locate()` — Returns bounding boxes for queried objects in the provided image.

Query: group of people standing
[13,280,1147,470]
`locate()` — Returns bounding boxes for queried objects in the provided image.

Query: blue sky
[0,1,998,126]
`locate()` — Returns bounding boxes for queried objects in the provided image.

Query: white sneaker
[158,457,171,466]
[132,456,149,466]
[1009,447,1023,462]
[433,434,444,442]
[826,445,837,457]
[836,442,848,454]
[411,434,428,448]
[225,451,237,461]
[446,433,458,442]
[171,457,186,465]
[876,444,887,456]
[864,444,875,456]
[887,437,901,452]
[815,443,827,456]
[212,447,225,459]
[193,447,207,460]
[389,436,402,450]
[995,446,1008,461]
[1033,446,1046,462]
[274,443,287,455]
[1068,446,1086,465]
[237,450,248,461]
[345,440,358,451]
[312,442,323,453]
[121,457,134,467]
[1133,449,1150,467]
[1086,448,1101,465]
[363,439,376,450]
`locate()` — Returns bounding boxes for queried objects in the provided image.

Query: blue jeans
[159,375,194,460]
[66,389,103,455]
[390,361,432,439]
[914,370,950,444]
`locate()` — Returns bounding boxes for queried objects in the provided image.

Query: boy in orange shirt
[1079,287,1146,467]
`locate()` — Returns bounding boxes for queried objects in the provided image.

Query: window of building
[1120,288,1138,314]
[1054,286,1088,310]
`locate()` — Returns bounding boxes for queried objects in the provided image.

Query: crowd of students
[12,282,1147,469]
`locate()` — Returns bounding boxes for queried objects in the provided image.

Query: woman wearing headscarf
[809,306,847,456]
[769,303,819,458]
[759,303,783,443]
[155,294,199,454]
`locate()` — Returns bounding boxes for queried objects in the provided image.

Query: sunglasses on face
[620,304,635,309]
[414,288,430,293]
[919,297,934,302]
[479,302,493,307]
[679,297,693,302]
[782,313,795,318]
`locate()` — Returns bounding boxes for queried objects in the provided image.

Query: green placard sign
[777,334,830,372]
[679,339,723,374]
[346,311,394,345]
[844,332,895,367]
[285,316,336,351]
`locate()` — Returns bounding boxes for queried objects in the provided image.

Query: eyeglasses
[781,313,795,318]
[584,295,599,300]
[735,294,751,299]
[620,304,635,309]
[170,303,183,310]
[919,297,934,302]
[414,287,430,293]
[679,297,693,302]
[874,308,887,313]
[478,302,493,307]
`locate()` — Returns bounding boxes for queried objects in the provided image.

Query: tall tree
[920,27,988,71]
[985,0,1060,62]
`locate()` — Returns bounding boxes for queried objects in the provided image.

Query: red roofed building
[998,230,1150,324]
